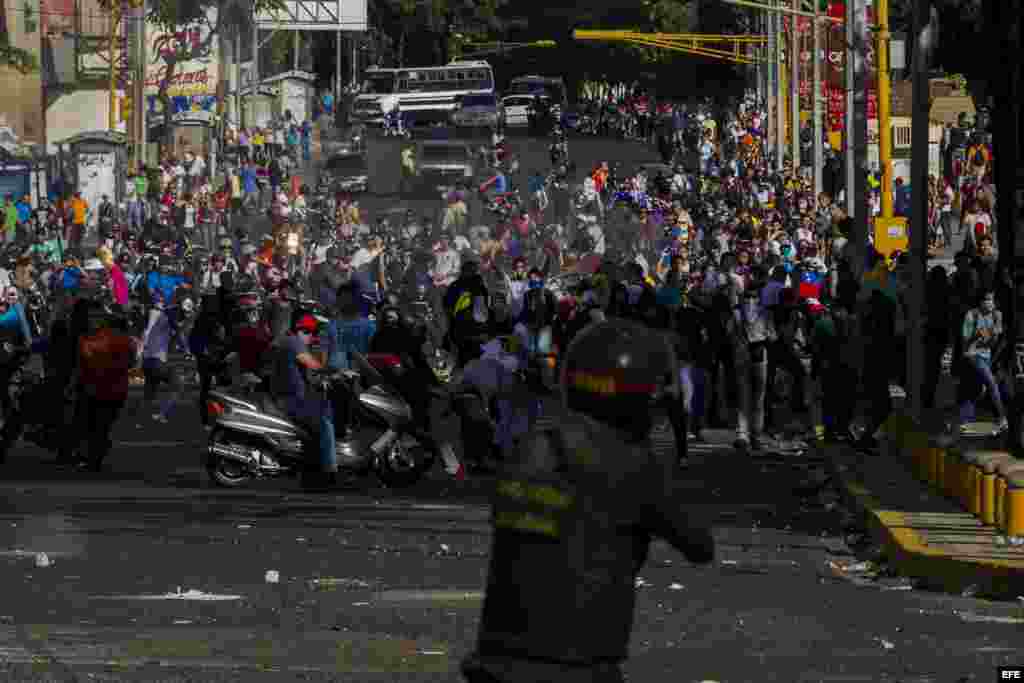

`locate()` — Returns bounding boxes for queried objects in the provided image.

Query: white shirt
[188,156,206,177]
[507,278,529,319]
[350,247,381,272]
[432,248,460,285]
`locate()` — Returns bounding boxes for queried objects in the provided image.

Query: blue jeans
[283,395,337,472]
[959,354,1006,423]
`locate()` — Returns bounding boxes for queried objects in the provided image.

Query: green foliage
[369,0,512,66]
[0,37,38,73]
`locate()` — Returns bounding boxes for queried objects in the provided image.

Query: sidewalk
[822,423,1024,599]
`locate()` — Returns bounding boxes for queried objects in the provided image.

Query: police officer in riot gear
[462,318,715,683]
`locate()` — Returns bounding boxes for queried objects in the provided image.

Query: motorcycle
[203,351,457,488]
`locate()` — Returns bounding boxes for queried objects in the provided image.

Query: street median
[821,413,1024,599]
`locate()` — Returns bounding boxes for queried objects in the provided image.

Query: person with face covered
[730,284,777,451]
[461,319,714,683]
[369,305,438,433]
[516,268,557,361]
[444,261,490,367]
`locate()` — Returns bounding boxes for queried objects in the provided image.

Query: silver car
[500,94,535,127]
[416,140,475,188]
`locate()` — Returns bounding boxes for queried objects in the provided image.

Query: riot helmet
[560,319,679,443]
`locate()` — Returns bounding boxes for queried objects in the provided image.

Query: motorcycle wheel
[205,428,257,488]
[376,434,433,488]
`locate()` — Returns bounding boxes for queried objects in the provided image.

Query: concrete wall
[0,68,43,145]
[46,89,126,154]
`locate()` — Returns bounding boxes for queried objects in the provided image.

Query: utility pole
[844,0,855,217]
[812,0,823,195]
[790,0,800,171]
[137,0,147,166]
[335,30,342,105]
[775,0,786,172]
[907,0,932,422]
[849,0,870,280]
[251,0,259,123]
[108,3,122,131]
[991,0,1023,453]
[876,0,893,217]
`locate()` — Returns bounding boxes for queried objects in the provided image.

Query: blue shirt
[241,167,258,193]
[146,271,185,305]
[493,173,508,194]
[15,201,31,223]
[327,317,376,370]
[0,303,33,343]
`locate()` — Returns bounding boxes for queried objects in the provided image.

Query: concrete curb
[821,424,1024,598]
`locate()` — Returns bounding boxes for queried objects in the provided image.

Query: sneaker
[993,418,1009,437]
[152,413,168,424]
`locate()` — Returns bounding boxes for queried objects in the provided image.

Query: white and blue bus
[352,60,495,127]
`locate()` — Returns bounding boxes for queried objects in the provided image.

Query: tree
[99,0,285,146]
[0,1,38,73]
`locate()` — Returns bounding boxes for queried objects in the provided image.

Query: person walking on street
[2,195,16,245]
[62,303,136,471]
[957,290,1008,437]
[69,191,89,253]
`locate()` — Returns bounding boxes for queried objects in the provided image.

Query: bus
[352,61,495,126]
[506,75,568,112]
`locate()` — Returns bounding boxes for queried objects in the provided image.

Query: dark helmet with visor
[560,318,679,443]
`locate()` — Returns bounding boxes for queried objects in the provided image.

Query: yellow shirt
[254,133,265,146]
[71,198,89,224]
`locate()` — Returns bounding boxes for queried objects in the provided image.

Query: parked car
[321,124,367,158]
[320,151,369,194]
[416,140,475,190]
[450,93,501,130]
[500,94,536,127]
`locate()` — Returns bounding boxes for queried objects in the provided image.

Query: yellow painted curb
[996,463,1024,532]
[830,457,1024,596]
[1007,474,1024,537]
[980,454,1017,526]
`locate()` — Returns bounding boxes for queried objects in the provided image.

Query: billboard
[145,9,219,98]
[144,8,219,123]
[256,0,366,31]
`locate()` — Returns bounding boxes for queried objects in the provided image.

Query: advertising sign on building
[144,9,220,123]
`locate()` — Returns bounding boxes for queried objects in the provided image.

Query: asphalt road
[0,133,1018,681]
[0,378,1022,681]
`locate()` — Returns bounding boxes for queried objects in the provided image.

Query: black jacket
[474,412,714,665]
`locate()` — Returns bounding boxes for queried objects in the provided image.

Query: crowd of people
[0,82,1006,485]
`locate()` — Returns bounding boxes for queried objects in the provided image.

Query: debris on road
[310,577,372,590]
[668,583,685,591]
[237,524,252,530]
[265,570,280,584]
[635,577,649,588]
[877,638,896,650]
[34,552,51,568]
